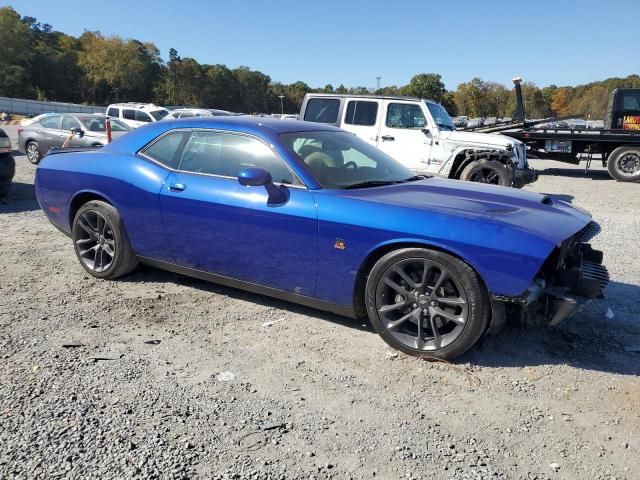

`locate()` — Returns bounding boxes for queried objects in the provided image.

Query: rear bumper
[513,167,538,188]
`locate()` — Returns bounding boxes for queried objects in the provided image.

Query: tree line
[1,6,638,119]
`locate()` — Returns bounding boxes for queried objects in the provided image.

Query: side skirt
[138,256,356,318]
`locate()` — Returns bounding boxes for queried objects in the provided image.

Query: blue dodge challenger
[35,117,608,359]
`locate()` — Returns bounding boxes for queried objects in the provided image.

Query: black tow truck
[467,78,640,182]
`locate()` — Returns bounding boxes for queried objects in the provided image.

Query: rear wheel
[607,147,640,182]
[460,159,512,186]
[365,248,490,360]
[0,153,15,198]
[26,141,41,164]
[72,201,138,279]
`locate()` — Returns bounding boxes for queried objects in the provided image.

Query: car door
[339,99,381,146]
[159,129,318,296]
[61,115,87,148]
[377,101,432,172]
[122,109,145,128]
[36,115,63,153]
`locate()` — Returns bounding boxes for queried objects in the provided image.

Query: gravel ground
[1,130,639,479]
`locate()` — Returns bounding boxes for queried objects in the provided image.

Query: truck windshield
[279,131,419,189]
[426,102,455,130]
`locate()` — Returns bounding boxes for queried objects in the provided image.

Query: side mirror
[238,167,272,187]
[70,127,84,138]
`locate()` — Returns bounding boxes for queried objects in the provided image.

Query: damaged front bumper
[490,221,609,327]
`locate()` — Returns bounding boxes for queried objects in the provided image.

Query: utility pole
[278,95,285,115]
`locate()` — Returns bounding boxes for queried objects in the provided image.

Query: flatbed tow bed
[464,79,640,182]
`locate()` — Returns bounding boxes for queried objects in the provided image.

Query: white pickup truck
[300,94,536,188]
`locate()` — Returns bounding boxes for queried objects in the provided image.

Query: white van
[300,94,536,187]
[105,103,169,129]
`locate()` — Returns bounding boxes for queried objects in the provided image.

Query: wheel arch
[352,239,490,318]
[446,147,511,179]
[68,190,116,229]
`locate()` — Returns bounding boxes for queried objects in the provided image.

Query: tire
[607,147,640,182]
[72,200,138,279]
[0,153,15,198]
[365,248,490,360]
[0,153,15,179]
[25,141,41,164]
[460,159,512,186]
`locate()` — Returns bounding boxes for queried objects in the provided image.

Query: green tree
[0,7,34,97]
[400,73,446,102]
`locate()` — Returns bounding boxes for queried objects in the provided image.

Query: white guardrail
[0,96,105,116]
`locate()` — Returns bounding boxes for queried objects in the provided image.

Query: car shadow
[537,167,611,181]
[122,265,639,375]
[462,279,640,376]
[121,264,374,333]
[0,182,39,213]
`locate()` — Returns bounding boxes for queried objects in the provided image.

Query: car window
[178,131,300,185]
[280,131,414,189]
[386,103,426,129]
[344,101,378,126]
[141,131,188,169]
[135,110,152,122]
[150,110,169,121]
[123,109,136,120]
[621,91,640,111]
[303,98,340,124]
[39,115,61,129]
[61,116,80,131]
[106,107,120,117]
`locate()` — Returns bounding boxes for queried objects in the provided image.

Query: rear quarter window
[303,98,340,124]
[141,131,188,169]
[107,107,120,117]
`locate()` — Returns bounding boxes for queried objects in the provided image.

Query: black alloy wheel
[366,248,489,360]
[72,200,138,279]
[75,210,116,273]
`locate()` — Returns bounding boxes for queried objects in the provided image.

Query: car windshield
[280,131,420,189]
[426,101,455,130]
[150,109,169,121]
[80,117,130,132]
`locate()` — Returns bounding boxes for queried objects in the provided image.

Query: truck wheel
[460,159,512,186]
[607,147,640,182]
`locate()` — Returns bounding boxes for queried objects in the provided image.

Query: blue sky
[4,0,639,90]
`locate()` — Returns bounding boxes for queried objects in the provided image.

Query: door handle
[381,135,395,141]
[168,183,186,192]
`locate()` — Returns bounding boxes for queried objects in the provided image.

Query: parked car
[452,116,468,128]
[106,103,169,128]
[0,128,15,197]
[35,117,607,360]
[163,108,214,120]
[18,114,130,164]
[300,94,535,188]
[208,109,241,116]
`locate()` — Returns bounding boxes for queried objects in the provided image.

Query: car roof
[104,116,343,155]
[107,103,167,111]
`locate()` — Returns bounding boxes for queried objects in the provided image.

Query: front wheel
[72,200,138,279]
[365,248,490,360]
[607,147,640,182]
[460,159,512,186]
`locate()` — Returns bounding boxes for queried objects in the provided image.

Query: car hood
[439,129,522,148]
[335,177,591,244]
